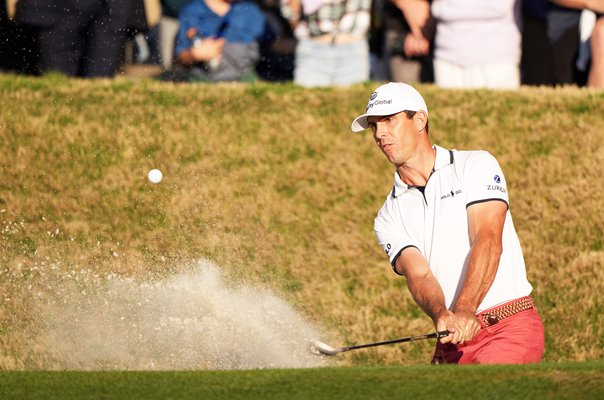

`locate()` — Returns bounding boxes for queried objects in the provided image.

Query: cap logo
[370,92,378,100]
[494,175,501,183]
[366,99,392,111]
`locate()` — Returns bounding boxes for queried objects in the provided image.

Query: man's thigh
[473,309,544,364]
[433,309,544,365]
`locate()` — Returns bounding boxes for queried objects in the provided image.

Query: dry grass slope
[0,74,603,368]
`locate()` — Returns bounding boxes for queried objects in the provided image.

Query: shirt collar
[391,145,453,198]
[433,144,454,171]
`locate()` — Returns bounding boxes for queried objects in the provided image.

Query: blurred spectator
[429,0,522,89]
[13,0,152,78]
[159,0,192,70]
[521,0,556,85]
[256,0,297,81]
[588,11,604,87]
[550,0,604,88]
[0,0,39,74]
[133,26,163,66]
[382,0,433,83]
[547,3,584,84]
[280,0,372,87]
[367,0,388,80]
[172,0,273,82]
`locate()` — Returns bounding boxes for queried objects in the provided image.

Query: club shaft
[340,330,449,352]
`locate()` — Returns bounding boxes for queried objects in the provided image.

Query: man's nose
[374,123,387,138]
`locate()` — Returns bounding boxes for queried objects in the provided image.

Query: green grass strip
[1,361,603,400]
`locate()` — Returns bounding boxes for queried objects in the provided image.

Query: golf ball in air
[148,169,163,184]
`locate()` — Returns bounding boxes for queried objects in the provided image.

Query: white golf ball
[147,168,163,184]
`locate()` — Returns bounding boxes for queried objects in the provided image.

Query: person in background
[14,0,148,78]
[382,0,434,83]
[159,0,194,70]
[256,0,297,81]
[547,2,585,84]
[401,0,522,89]
[589,9,604,87]
[549,0,604,88]
[432,0,522,89]
[521,0,556,85]
[351,82,545,364]
[280,0,372,87]
[174,0,273,82]
[0,0,39,75]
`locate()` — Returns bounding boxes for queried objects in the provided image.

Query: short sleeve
[374,198,420,273]
[463,151,509,208]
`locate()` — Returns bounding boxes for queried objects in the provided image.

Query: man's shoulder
[451,148,498,166]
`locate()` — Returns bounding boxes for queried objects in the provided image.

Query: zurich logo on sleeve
[488,175,507,193]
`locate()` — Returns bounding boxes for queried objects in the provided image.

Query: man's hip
[432,296,544,365]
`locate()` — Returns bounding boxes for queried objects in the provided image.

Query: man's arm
[446,200,507,342]
[395,247,448,321]
[455,200,507,313]
[395,199,507,344]
[394,247,460,343]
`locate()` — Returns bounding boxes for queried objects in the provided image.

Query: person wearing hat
[352,82,544,364]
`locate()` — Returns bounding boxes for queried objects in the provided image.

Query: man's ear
[416,110,427,133]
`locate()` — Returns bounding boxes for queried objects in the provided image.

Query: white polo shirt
[374,145,532,313]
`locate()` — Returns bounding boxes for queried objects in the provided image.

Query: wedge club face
[310,340,342,356]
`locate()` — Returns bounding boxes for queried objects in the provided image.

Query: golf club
[310,330,450,356]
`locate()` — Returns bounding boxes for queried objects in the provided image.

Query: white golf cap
[351,82,428,132]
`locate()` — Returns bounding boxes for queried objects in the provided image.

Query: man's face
[368,112,418,166]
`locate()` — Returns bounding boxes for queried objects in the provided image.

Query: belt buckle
[485,313,499,326]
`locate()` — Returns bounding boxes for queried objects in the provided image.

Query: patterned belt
[477,296,535,328]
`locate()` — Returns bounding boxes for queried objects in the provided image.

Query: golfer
[351,82,544,364]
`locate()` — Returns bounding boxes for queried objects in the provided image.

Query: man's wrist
[430,307,451,323]
[453,303,477,314]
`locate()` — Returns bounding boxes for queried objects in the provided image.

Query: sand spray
[36,259,329,370]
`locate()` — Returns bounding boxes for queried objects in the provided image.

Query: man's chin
[382,150,399,165]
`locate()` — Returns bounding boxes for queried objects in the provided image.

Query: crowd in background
[0,0,602,89]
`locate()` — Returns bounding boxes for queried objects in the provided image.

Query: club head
[310,340,341,356]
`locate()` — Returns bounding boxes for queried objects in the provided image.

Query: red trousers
[432,308,544,365]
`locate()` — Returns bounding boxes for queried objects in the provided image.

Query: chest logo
[441,189,462,200]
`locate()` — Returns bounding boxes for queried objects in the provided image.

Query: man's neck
[396,145,436,187]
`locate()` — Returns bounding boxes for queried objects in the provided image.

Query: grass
[0,74,603,369]
[0,361,603,400]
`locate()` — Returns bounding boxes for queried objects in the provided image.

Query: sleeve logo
[488,175,506,193]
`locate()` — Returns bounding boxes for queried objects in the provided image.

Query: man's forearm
[453,236,502,313]
[405,271,449,322]
[395,248,449,322]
